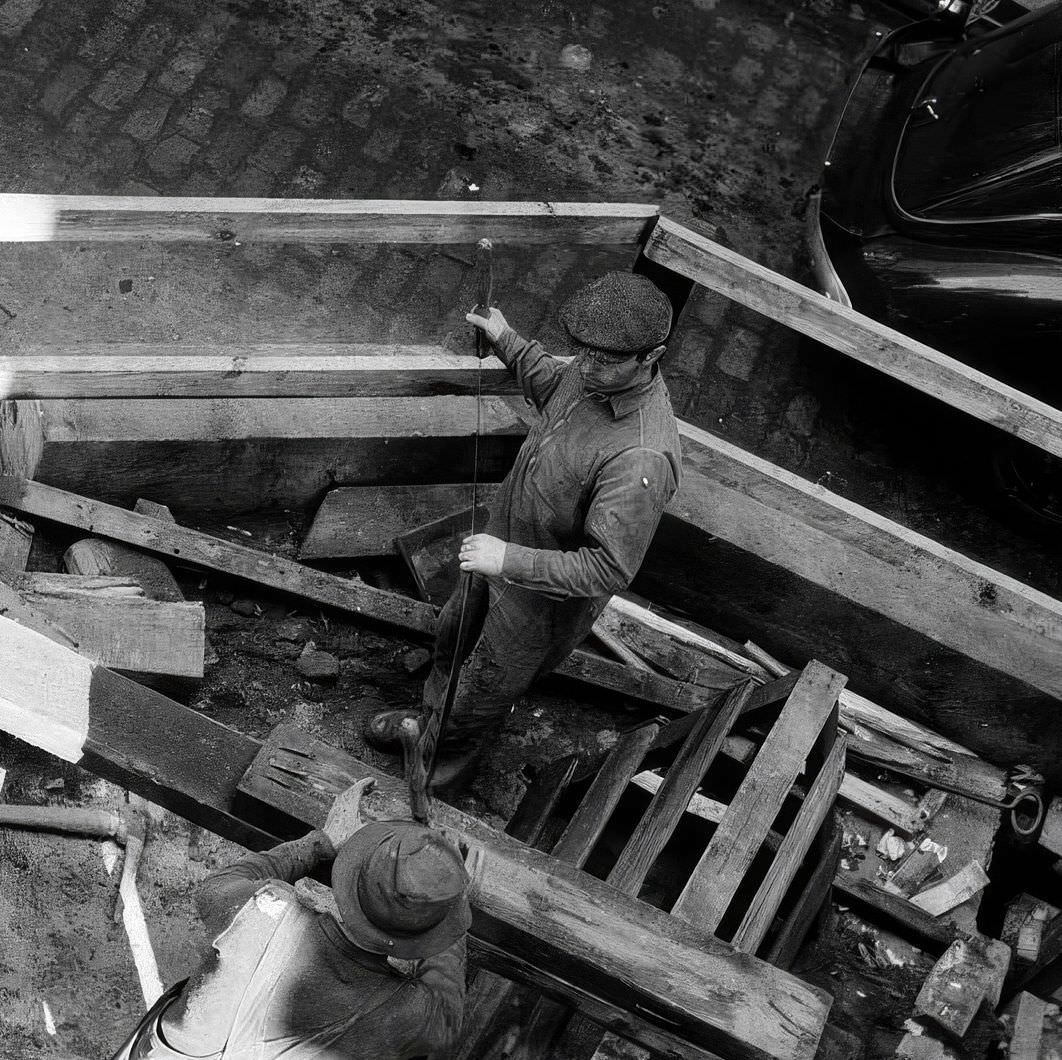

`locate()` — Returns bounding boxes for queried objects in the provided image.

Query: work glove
[465,306,509,349]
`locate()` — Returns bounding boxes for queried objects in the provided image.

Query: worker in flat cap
[110,778,469,1060]
[368,271,682,794]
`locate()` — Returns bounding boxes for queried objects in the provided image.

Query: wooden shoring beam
[0,477,719,716]
[0,345,516,399]
[672,419,1062,702]
[646,215,1062,461]
[238,724,832,1060]
[0,195,659,244]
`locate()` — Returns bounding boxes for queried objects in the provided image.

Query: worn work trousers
[424,574,603,755]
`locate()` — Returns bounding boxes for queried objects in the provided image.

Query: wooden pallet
[458,661,848,1060]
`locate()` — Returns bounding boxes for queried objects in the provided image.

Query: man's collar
[587,369,660,419]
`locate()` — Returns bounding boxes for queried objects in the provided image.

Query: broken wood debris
[913,935,1011,1040]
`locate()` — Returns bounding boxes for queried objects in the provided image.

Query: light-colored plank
[915,936,1011,1038]
[672,662,846,934]
[0,345,515,399]
[39,395,530,442]
[629,771,728,823]
[300,483,500,560]
[1040,796,1062,858]
[0,511,33,571]
[647,215,1062,460]
[674,419,1062,704]
[732,735,847,953]
[0,194,658,244]
[839,773,922,836]
[603,595,768,677]
[910,861,990,917]
[7,572,204,677]
[1009,992,1048,1060]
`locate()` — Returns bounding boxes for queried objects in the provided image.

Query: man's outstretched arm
[466,307,564,410]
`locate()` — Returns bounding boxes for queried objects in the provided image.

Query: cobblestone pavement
[0,0,1058,1055]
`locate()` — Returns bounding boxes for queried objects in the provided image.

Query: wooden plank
[32,395,529,514]
[238,725,832,1060]
[672,662,846,934]
[765,820,842,969]
[1040,796,1062,858]
[0,511,33,570]
[672,419,1062,707]
[0,477,436,635]
[0,345,515,399]
[914,936,1011,1039]
[839,773,922,836]
[551,721,663,868]
[607,683,753,893]
[472,939,726,1060]
[0,614,274,848]
[300,483,500,560]
[4,572,205,677]
[910,861,990,917]
[607,599,764,679]
[732,735,847,953]
[629,770,728,823]
[0,477,731,716]
[646,215,1062,461]
[831,876,957,953]
[395,506,493,604]
[1009,992,1048,1060]
[0,194,659,244]
[455,756,578,1060]
[1005,905,1062,999]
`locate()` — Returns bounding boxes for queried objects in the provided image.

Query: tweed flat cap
[559,271,672,355]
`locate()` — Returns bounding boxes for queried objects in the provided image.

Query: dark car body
[809,3,1062,406]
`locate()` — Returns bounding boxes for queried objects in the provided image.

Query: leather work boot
[364,708,422,750]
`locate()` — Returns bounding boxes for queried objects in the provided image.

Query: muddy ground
[1,0,1060,1056]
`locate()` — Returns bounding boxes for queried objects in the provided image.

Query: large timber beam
[27,396,531,513]
[0,477,717,715]
[672,419,1062,703]
[646,215,1062,461]
[0,195,658,245]
[0,345,516,399]
[0,616,831,1060]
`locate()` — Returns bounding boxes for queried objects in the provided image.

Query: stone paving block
[39,61,94,121]
[199,117,259,175]
[166,85,229,143]
[54,104,112,163]
[155,46,209,95]
[131,20,176,68]
[0,0,42,37]
[122,88,173,142]
[87,135,139,186]
[78,16,130,66]
[287,80,337,128]
[144,133,200,179]
[228,163,276,197]
[90,61,148,111]
[112,0,146,22]
[283,164,328,196]
[240,74,288,119]
[714,323,762,382]
[11,17,65,74]
[245,126,302,175]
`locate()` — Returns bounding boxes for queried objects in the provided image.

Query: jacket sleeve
[499,447,676,598]
[491,327,565,411]
[195,830,335,939]
[415,936,468,1060]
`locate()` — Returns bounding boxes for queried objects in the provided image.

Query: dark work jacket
[158,832,465,1060]
[490,327,682,601]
